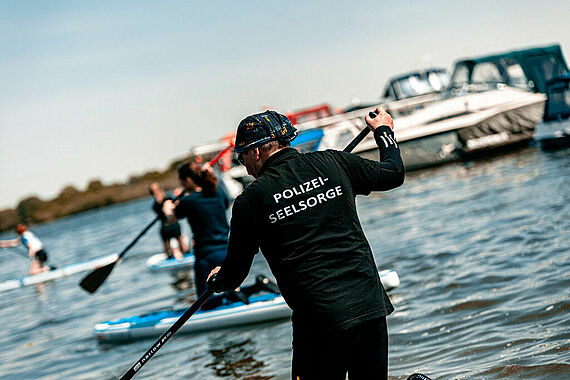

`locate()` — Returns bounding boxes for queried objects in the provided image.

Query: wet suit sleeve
[211,195,259,292]
[337,125,405,195]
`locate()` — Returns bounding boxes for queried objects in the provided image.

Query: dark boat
[534,73,570,150]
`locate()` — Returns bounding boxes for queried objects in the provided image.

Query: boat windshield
[393,71,449,99]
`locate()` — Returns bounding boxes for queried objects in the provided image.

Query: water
[0,147,568,380]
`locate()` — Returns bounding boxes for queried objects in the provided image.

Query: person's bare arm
[0,237,21,248]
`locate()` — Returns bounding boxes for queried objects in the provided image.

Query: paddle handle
[119,288,215,380]
[208,144,234,167]
[343,111,377,153]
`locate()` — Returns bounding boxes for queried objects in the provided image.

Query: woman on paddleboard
[166,161,247,309]
[0,223,52,275]
[149,182,188,260]
[208,109,404,380]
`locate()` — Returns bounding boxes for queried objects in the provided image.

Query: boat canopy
[449,44,568,94]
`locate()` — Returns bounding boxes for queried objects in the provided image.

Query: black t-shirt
[174,188,230,257]
[152,196,172,223]
[216,126,405,331]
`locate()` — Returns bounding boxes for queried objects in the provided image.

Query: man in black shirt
[208,109,404,380]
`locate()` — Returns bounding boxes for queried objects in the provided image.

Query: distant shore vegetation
[0,158,189,233]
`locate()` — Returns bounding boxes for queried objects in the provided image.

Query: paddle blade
[79,260,117,293]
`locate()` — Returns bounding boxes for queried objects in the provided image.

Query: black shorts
[34,249,48,264]
[160,222,181,241]
[292,316,388,380]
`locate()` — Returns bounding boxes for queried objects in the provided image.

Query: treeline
[0,158,189,233]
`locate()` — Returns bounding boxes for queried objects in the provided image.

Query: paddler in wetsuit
[149,182,188,259]
[163,161,249,310]
[0,223,52,275]
[207,109,404,380]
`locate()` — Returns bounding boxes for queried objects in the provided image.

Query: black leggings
[160,222,181,241]
[292,317,389,380]
[34,249,48,264]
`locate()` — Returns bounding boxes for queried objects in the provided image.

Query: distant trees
[127,171,168,185]
[0,168,182,232]
[57,185,80,201]
[16,196,43,223]
[0,208,18,232]
[87,179,104,192]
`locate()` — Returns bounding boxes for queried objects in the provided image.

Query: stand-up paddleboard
[94,269,400,342]
[0,253,119,293]
[145,252,196,273]
[145,235,194,273]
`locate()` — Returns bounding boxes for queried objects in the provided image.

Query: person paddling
[149,182,188,260]
[207,109,404,380]
[165,161,248,309]
[0,223,52,275]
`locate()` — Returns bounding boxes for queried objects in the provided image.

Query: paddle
[117,112,380,379]
[119,288,213,380]
[79,145,235,294]
[2,246,29,260]
[343,111,377,152]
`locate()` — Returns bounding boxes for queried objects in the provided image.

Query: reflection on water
[206,339,273,379]
[0,147,568,379]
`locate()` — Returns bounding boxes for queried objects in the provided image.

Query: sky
[1,0,569,209]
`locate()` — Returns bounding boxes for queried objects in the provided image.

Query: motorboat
[357,85,546,169]
[190,45,567,187]
[293,45,569,170]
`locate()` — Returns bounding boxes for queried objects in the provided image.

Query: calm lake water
[0,147,568,380]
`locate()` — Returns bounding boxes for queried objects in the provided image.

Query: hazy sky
[1,0,569,209]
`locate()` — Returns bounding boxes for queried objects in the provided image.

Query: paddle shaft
[119,217,158,259]
[343,111,377,152]
[119,288,214,380]
[116,115,380,379]
[207,144,233,167]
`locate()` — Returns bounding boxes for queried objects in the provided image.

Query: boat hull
[358,130,460,171]
[357,89,546,170]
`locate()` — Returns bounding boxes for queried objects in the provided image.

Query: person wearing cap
[0,223,52,275]
[149,182,188,260]
[207,108,404,379]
